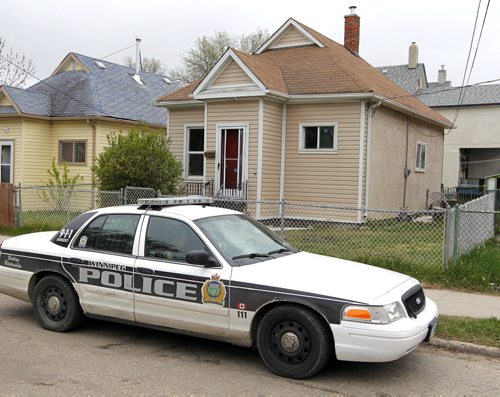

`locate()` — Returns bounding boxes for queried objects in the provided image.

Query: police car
[0,197,438,379]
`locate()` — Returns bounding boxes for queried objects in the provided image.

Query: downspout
[357,100,366,223]
[403,116,411,209]
[87,119,97,188]
[279,103,287,203]
[365,100,381,210]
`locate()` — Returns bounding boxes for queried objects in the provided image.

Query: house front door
[218,128,246,197]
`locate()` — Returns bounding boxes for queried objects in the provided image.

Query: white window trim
[415,141,427,172]
[183,125,205,181]
[298,122,338,153]
[0,140,14,183]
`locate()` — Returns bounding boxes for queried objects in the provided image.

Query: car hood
[231,252,413,304]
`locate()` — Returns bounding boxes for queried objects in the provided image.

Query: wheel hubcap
[271,320,311,364]
[280,332,300,353]
[40,287,67,323]
[47,296,61,314]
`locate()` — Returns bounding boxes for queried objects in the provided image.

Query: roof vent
[131,73,144,85]
[162,77,172,84]
[95,61,107,70]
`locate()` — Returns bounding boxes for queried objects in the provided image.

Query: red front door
[220,128,243,191]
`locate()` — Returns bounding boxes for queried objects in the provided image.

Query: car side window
[74,214,141,255]
[145,217,206,263]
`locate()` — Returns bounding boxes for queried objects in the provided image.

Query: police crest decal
[202,274,226,305]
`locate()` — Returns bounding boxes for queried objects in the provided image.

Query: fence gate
[0,183,15,227]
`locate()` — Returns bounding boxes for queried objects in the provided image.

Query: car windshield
[195,214,296,265]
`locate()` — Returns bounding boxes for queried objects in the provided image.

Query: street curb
[429,337,500,359]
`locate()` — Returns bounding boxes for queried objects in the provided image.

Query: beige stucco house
[0,53,179,186]
[158,12,452,217]
[378,43,500,189]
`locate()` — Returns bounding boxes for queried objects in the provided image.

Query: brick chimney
[344,6,360,56]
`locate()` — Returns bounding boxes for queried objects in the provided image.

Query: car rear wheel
[256,305,332,379]
[33,275,84,332]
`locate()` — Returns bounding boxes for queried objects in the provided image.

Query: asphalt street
[0,294,499,396]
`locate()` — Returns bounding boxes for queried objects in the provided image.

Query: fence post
[453,205,460,267]
[443,205,451,269]
[15,183,22,228]
[119,188,124,205]
[280,199,286,234]
[66,190,72,223]
[157,190,161,198]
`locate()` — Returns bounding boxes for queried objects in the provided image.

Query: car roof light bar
[137,196,214,207]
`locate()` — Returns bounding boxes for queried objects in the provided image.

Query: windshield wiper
[268,248,292,255]
[232,252,270,260]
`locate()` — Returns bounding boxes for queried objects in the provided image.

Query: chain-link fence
[11,185,499,272]
[444,192,496,266]
[213,199,447,271]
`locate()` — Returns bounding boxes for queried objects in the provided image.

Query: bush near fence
[10,185,499,288]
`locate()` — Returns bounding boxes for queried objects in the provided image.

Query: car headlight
[342,302,406,324]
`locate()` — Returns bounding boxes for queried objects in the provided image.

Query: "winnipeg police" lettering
[79,268,198,301]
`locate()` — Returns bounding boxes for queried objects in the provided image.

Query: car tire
[33,275,84,332]
[256,305,332,379]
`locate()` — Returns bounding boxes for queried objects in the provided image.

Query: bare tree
[123,55,168,76]
[170,28,269,85]
[0,37,36,88]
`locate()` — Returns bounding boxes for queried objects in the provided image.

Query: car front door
[133,215,231,337]
[63,213,142,321]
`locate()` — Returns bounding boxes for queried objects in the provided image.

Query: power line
[101,43,136,60]
[447,0,491,135]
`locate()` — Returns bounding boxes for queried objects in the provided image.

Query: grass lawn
[436,315,500,348]
[283,219,500,292]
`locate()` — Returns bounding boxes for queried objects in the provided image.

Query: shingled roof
[1,53,180,126]
[375,64,427,94]
[158,19,451,127]
[417,84,500,107]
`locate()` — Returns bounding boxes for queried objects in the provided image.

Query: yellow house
[158,12,452,216]
[0,53,179,186]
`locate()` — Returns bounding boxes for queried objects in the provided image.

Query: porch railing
[216,179,248,199]
[179,180,214,197]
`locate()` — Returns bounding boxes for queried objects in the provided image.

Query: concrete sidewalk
[426,288,500,319]
[0,234,499,319]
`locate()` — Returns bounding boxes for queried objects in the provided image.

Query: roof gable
[211,59,257,88]
[193,49,266,99]
[256,18,325,54]
[51,53,90,75]
[0,87,20,114]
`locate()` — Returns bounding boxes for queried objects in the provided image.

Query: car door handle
[70,257,84,264]
[137,267,155,275]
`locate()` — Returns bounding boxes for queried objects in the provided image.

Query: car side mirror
[186,250,218,267]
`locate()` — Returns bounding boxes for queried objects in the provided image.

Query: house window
[60,141,86,163]
[186,127,204,178]
[416,142,427,171]
[299,123,337,151]
[0,141,13,183]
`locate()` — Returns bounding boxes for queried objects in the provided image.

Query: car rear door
[133,215,230,337]
[63,213,143,321]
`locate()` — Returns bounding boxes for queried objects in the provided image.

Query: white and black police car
[0,196,438,379]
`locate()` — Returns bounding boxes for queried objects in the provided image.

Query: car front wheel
[33,275,84,332]
[256,305,332,379]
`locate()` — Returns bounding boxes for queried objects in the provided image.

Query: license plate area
[425,317,438,342]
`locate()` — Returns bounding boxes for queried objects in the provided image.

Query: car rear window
[51,211,98,247]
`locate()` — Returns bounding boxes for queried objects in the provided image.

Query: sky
[1,0,499,88]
